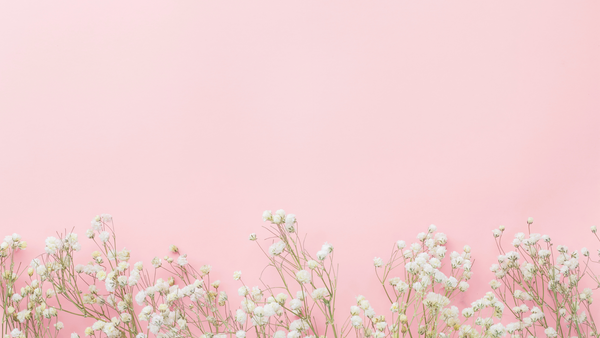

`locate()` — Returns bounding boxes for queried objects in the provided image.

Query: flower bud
[527,217,534,225]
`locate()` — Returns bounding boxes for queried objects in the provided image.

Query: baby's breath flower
[262,210,272,222]
[295,270,311,284]
[351,316,363,327]
[269,241,286,256]
[177,254,188,266]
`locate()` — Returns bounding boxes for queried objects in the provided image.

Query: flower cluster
[490,218,599,337]
[2,212,599,338]
[245,209,339,338]
[353,225,506,338]
[1,233,63,338]
[19,214,238,338]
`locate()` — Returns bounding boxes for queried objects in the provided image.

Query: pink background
[1,0,599,332]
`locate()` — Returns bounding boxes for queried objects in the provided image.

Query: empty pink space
[1,0,599,334]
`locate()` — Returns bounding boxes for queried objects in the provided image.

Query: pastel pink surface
[1,0,599,333]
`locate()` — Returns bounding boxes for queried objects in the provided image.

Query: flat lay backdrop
[1,0,599,332]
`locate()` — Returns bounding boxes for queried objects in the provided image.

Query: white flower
[177,254,188,266]
[11,329,23,338]
[275,293,288,304]
[238,286,249,296]
[295,270,311,284]
[274,331,286,338]
[236,330,246,338]
[262,210,273,222]
[285,214,296,232]
[275,209,286,219]
[96,270,106,280]
[423,292,450,310]
[272,214,283,224]
[351,316,363,327]
[544,327,557,337]
[289,319,310,332]
[17,310,30,323]
[236,309,247,323]
[290,299,302,311]
[99,231,110,243]
[396,281,408,293]
[489,280,501,290]
[71,334,80,338]
[233,271,242,280]
[582,247,589,257]
[488,323,505,337]
[397,240,406,249]
[253,306,265,317]
[135,291,146,305]
[373,257,383,267]
[269,241,286,256]
[200,264,212,275]
[527,217,534,224]
[92,320,106,330]
[91,216,102,230]
[45,237,63,254]
[321,242,333,253]
[412,282,424,292]
[250,286,263,301]
[307,260,319,269]
[435,233,447,245]
[264,302,280,316]
[462,308,474,318]
[249,233,257,241]
[311,288,329,300]
[316,250,328,260]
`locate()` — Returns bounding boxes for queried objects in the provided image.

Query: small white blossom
[295,270,311,284]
